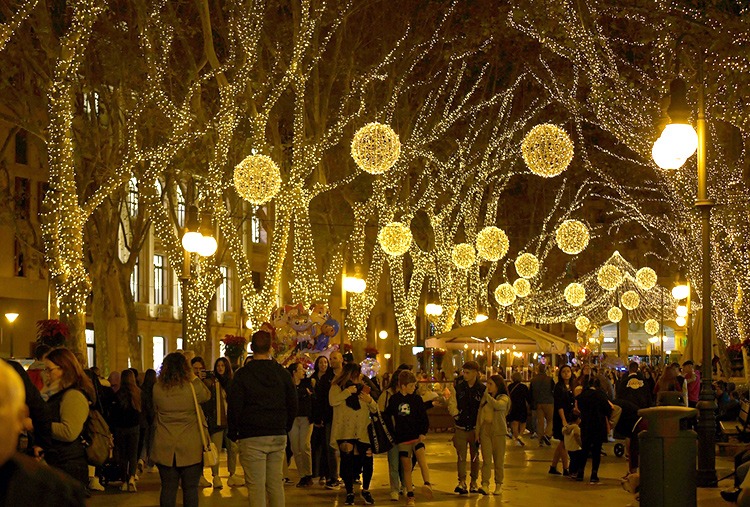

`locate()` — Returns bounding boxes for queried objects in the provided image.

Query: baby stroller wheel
[614,443,625,457]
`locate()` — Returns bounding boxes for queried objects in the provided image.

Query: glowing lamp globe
[233,154,282,205]
[597,264,623,291]
[197,235,218,257]
[515,253,540,279]
[644,319,660,336]
[182,231,204,253]
[521,124,574,178]
[494,283,516,307]
[660,123,698,161]
[575,316,590,332]
[513,278,531,298]
[451,243,476,270]
[555,220,590,255]
[649,336,660,344]
[343,276,366,294]
[635,267,658,291]
[620,291,641,311]
[608,307,623,323]
[675,316,687,327]
[672,284,690,300]
[476,226,509,261]
[475,313,489,323]
[378,330,388,340]
[676,305,688,318]
[425,303,443,316]
[652,136,687,170]
[377,222,412,256]
[351,123,401,174]
[564,283,586,307]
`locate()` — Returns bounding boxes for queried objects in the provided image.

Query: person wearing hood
[228,330,297,507]
[26,343,51,392]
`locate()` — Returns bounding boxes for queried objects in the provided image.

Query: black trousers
[576,435,603,480]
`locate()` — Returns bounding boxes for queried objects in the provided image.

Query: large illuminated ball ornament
[377,222,412,256]
[608,307,623,323]
[351,122,401,174]
[476,226,509,262]
[233,154,282,205]
[360,357,381,379]
[494,283,516,307]
[451,243,476,270]
[555,220,590,255]
[521,124,575,178]
[644,319,660,335]
[575,316,591,332]
[597,264,624,291]
[635,267,657,291]
[564,283,586,307]
[620,290,641,311]
[515,253,540,279]
[513,278,531,298]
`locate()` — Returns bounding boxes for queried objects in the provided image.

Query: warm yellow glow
[4,313,19,323]
[575,316,590,332]
[564,282,586,306]
[451,243,476,270]
[245,318,253,329]
[475,313,488,323]
[377,222,412,256]
[343,276,366,294]
[555,220,590,255]
[425,303,443,316]
[197,235,218,257]
[515,253,540,279]
[675,316,687,327]
[620,290,640,311]
[351,122,401,174]
[233,154,282,205]
[635,267,657,291]
[608,307,623,323]
[378,330,388,340]
[475,226,509,261]
[648,336,659,344]
[521,124,574,178]
[652,136,687,170]
[384,353,391,360]
[513,278,531,297]
[676,305,688,318]
[672,284,690,300]
[597,264,623,291]
[463,344,469,350]
[182,231,204,253]
[659,123,699,160]
[644,319,660,335]
[494,283,516,307]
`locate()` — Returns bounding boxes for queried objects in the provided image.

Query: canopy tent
[425,319,578,354]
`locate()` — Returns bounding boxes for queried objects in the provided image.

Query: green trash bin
[638,406,699,507]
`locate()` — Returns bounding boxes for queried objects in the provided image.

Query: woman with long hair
[140,368,158,472]
[575,376,612,484]
[43,347,96,487]
[476,374,510,496]
[287,361,315,487]
[111,369,142,492]
[310,355,333,486]
[152,352,210,507]
[329,362,377,505]
[506,372,531,446]
[550,365,575,476]
[213,357,242,487]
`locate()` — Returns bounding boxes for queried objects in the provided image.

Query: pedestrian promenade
[88,433,734,506]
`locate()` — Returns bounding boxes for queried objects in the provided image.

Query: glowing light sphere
[351,122,401,174]
[555,220,590,255]
[233,154,282,205]
[644,319,660,335]
[515,253,540,279]
[652,136,687,170]
[676,305,688,318]
[451,243,476,270]
[494,283,516,307]
[521,124,575,178]
[564,283,586,307]
[620,290,641,311]
[608,307,623,323]
[675,316,687,327]
[635,267,657,291]
[513,278,531,298]
[575,316,591,332]
[377,222,412,256]
[597,264,624,291]
[476,226,509,262]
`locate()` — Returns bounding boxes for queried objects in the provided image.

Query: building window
[218,266,230,312]
[14,240,25,277]
[176,337,184,350]
[154,255,165,305]
[153,336,165,371]
[250,206,267,244]
[130,258,139,302]
[251,271,263,290]
[127,176,138,217]
[15,177,30,220]
[174,271,182,308]
[176,185,186,228]
[83,91,100,117]
[85,329,96,368]
[14,130,28,165]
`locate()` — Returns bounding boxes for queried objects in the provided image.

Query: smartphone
[362,385,371,395]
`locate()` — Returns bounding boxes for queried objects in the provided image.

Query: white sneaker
[492,486,503,496]
[199,475,211,488]
[213,476,223,489]
[147,465,157,473]
[128,478,137,493]
[389,491,399,501]
[227,474,245,487]
[120,482,128,492]
[88,477,105,491]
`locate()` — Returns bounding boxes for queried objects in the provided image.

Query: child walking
[563,413,583,479]
[383,370,433,505]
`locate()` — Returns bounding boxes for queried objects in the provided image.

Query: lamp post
[5,312,18,358]
[652,55,716,486]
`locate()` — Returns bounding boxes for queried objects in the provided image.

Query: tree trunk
[118,267,142,371]
[90,260,111,372]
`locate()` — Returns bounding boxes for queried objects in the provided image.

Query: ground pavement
[88,433,735,506]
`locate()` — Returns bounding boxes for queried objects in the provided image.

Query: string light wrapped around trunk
[564,282,586,306]
[608,307,623,323]
[521,124,574,178]
[555,219,590,255]
[635,267,658,291]
[494,283,516,307]
[351,122,401,174]
[377,222,412,256]
[476,226,509,261]
[513,278,531,298]
[515,253,540,279]
[233,154,282,205]
[621,290,641,310]
[597,264,624,291]
[451,243,476,270]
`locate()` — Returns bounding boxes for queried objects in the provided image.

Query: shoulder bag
[367,406,395,454]
[190,381,219,467]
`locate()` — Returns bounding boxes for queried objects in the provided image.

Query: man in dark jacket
[228,330,297,507]
[447,361,485,494]
[616,361,652,409]
[3,359,52,457]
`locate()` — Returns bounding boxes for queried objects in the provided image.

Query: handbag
[190,381,219,467]
[367,406,395,454]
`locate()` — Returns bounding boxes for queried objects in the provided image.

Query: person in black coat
[507,372,531,446]
[310,356,334,485]
[550,365,575,475]
[575,376,612,484]
[3,359,52,457]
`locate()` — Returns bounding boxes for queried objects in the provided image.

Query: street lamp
[378,330,388,340]
[4,313,18,358]
[652,59,716,486]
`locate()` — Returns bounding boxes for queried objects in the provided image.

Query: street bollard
[638,406,699,507]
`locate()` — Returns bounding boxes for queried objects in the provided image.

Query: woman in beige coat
[152,352,210,507]
[476,374,511,497]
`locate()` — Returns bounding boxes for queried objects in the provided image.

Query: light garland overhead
[476,226,510,262]
[564,282,586,306]
[597,264,624,291]
[515,253,540,279]
[452,243,476,270]
[635,267,658,291]
[621,290,641,311]
[555,219,590,255]
[351,122,401,175]
[513,278,531,298]
[377,222,412,257]
[521,124,574,178]
[645,319,660,336]
[608,307,623,323]
[233,154,282,205]
[495,283,517,307]
[575,315,591,332]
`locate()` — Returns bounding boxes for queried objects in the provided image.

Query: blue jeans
[157,460,202,507]
[238,434,286,507]
[386,445,404,494]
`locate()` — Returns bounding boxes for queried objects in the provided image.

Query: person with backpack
[42,347,97,488]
